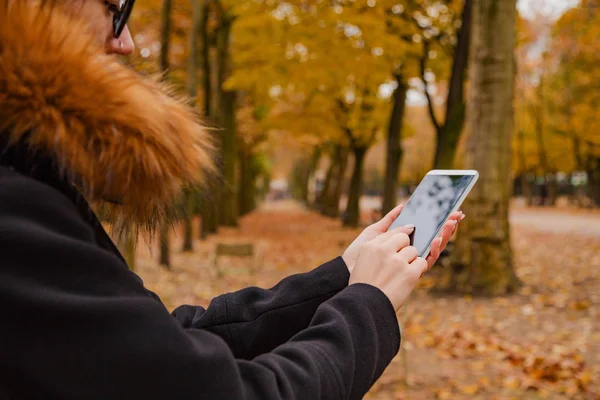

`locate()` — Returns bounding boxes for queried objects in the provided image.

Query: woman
[0,1,462,398]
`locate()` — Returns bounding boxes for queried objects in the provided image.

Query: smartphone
[388,170,479,258]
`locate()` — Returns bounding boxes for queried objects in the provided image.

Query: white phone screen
[389,174,476,256]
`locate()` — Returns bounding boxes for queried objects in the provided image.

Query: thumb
[373,223,415,244]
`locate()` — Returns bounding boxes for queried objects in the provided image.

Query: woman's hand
[348,227,425,312]
[342,204,464,273]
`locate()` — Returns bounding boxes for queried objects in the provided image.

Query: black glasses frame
[112,0,135,38]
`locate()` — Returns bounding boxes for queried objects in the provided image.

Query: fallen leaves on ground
[133,201,600,400]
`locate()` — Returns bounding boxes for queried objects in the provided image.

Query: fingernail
[460,214,466,221]
[403,224,415,232]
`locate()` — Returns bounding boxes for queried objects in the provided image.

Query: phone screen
[389,174,476,256]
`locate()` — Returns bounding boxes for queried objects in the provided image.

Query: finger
[397,246,418,264]
[373,203,404,232]
[448,211,462,222]
[439,219,457,248]
[383,230,411,251]
[373,223,414,244]
[411,257,428,279]
[426,237,443,268]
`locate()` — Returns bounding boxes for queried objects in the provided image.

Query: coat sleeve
[171,257,351,359]
[0,174,401,400]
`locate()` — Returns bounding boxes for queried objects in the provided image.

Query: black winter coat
[0,3,400,399]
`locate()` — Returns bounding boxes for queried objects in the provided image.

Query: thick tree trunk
[382,75,407,215]
[442,0,521,295]
[158,0,173,268]
[324,146,349,218]
[344,147,367,227]
[431,0,472,169]
[434,107,466,169]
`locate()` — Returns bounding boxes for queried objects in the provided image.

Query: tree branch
[420,41,441,135]
[550,127,600,148]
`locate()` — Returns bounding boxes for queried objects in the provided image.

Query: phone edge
[419,171,480,258]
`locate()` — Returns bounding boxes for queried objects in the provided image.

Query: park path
[263,198,600,238]
[510,208,600,238]
[318,195,600,238]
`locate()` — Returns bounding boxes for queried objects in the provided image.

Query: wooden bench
[213,243,258,277]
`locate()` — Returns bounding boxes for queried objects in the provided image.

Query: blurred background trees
[122,0,598,294]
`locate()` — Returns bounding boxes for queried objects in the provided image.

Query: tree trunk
[158,0,173,267]
[220,89,238,226]
[199,0,213,240]
[382,75,407,215]
[201,0,212,120]
[589,156,600,207]
[324,146,349,217]
[433,0,472,170]
[216,17,238,227]
[238,149,256,216]
[344,147,367,227]
[517,129,532,205]
[305,147,322,206]
[533,74,556,206]
[317,162,334,211]
[182,189,195,252]
[571,136,584,207]
[159,0,173,72]
[316,145,337,211]
[159,222,171,269]
[247,156,258,213]
[442,0,521,295]
[182,0,203,252]
[122,232,136,271]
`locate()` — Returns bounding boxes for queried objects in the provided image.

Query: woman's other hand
[425,211,465,272]
[348,227,424,312]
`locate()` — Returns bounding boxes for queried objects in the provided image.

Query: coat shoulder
[0,166,79,220]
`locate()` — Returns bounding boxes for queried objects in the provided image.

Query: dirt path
[510,208,600,238]
[337,195,600,237]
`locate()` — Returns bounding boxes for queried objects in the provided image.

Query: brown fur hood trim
[0,2,215,235]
